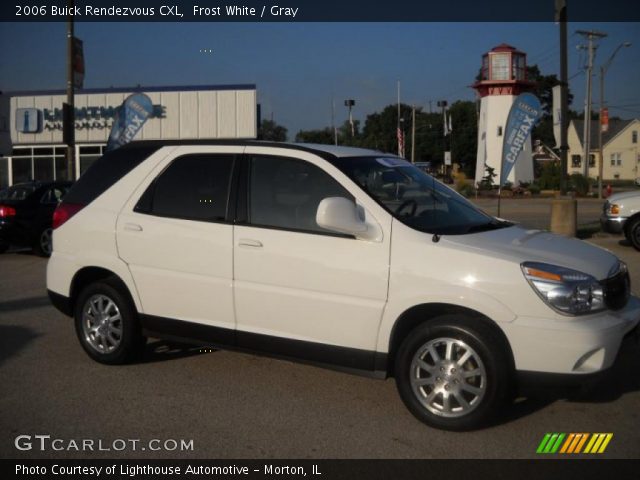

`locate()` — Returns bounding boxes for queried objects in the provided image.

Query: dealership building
[0,84,258,188]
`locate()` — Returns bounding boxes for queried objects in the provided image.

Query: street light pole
[598,42,632,198]
[344,99,355,138]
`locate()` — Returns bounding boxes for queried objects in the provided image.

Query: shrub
[537,162,561,190]
[569,173,590,196]
[528,183,541,195]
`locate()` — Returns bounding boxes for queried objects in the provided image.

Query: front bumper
[600,214,626,234]
[502,295,640,378]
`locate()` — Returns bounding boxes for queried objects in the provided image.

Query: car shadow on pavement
[618,239,632,247]
[0,325,39,367]
[0,296,51,314]
[139,339,211,364]
[567,338,640,403]
[492,338,640,426]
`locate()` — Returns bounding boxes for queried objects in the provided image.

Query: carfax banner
[500,92,543,187]
[106,93,153,151]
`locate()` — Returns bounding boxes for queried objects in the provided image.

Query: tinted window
[139,154,234,222]
[249,155,352,233]
[63,145,159,205]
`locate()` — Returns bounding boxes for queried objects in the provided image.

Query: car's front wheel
[626,217,640,251]
[74,279,146,364]
[394,315,511,430]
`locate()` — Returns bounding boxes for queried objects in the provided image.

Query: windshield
[334,156,510,235]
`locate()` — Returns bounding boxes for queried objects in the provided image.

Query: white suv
[47,141,639,430]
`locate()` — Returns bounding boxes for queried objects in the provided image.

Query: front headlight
[521,262,604,315]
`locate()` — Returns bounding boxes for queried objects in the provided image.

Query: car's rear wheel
[74,279,145,364]
[34,228,52,257]
[394,315,511,431]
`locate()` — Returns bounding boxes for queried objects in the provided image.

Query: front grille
[600,270,630,310]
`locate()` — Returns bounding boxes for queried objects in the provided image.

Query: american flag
[397,126,404,158]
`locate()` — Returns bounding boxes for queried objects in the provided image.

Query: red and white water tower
[473,44,535,187]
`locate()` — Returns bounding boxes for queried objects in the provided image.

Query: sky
[1,21,639,138]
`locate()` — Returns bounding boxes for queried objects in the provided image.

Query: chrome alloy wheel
[81,294,123,354]
[40,228,52,256]
[410,337,487,418]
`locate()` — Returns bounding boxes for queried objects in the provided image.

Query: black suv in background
[0,181,73,256]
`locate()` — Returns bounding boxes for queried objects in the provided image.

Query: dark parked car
[0,181,73,256]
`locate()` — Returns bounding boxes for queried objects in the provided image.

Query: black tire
[33,228,52,257]
[74,279,146,365]
[627,217,640,251]
[394,315,512,431]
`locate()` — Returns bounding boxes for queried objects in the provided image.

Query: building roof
[1,84,256,97]
[572,118,637,149]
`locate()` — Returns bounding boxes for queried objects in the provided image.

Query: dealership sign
[15,103,165,133]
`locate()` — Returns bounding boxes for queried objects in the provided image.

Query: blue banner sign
[106,93,153,151]
[500,93,543,186]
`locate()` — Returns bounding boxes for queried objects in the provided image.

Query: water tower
[473,44,535,187]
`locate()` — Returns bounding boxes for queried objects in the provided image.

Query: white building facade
[0,84,257,188]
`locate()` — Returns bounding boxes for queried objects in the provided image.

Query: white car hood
[607,191,640,203]
[445,225,619,281]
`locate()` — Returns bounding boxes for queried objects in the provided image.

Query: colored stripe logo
[536,433,613,454]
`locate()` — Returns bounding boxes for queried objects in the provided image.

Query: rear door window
[136,154,235,222]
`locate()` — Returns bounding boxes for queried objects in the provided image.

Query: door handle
[238,239,263,248]
[124,223,143,232]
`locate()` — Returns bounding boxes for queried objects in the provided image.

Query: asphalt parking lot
[1,198,639,460]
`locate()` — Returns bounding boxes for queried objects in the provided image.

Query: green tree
[258,119,288,142]
[295,127,335,144]
[447,101,478,176]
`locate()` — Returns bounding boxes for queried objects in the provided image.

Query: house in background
[567,118,640,181]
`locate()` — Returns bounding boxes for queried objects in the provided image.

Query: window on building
[12,157,32,184]
[136,154,234,222]
[633,130,638,144]
[610,153,622,166]
[571,155,581,168]
[248,155,353,234]
[497,126,503,137]
[0,158,8,190]
[589,154,595,167]
[481,55,489,81]
[490,53,510,81]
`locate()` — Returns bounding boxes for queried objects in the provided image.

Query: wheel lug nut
[450,368,456,374]
[444,385,450,391]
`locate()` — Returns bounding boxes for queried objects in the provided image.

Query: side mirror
[316,197,381,241]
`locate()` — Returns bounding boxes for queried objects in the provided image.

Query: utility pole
[598,42,631,198]
[557,0,568,194]
[577,29,607,181]
[411,105,416,164]
[65,0,75,181]
[397,80,402,157]
[331,97,337,145]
